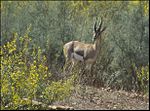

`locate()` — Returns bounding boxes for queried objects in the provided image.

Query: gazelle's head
[92,18,107,42]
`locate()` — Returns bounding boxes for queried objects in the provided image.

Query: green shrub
[42,75,75,104]
[1,31,74,110]
[136,64,149,93]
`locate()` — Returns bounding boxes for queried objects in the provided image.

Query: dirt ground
[52,86,149,110]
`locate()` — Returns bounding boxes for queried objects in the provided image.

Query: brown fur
[63,19,106,70]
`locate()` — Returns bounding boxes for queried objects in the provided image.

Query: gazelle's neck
[93,39,100,51]
[93,38,100,59]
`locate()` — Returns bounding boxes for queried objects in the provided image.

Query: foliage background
[1,1,149,109]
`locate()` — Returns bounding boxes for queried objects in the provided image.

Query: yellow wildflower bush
[1,32,74,110]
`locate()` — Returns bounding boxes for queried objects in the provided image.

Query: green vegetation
[136,64,149,93]
[1,1,149,110]
[1,31,74,110]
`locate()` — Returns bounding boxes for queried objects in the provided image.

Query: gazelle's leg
[89,64,93,73]
[63,59,69,72]
[85,64,91,70]
[71,59,77,70]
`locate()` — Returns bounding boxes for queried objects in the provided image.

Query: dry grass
[52,85,149,110]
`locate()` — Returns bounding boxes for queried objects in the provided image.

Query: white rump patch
[72,52,84,62]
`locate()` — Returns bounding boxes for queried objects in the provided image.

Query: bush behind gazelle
[1,31,74,110]
[135,64,149,93]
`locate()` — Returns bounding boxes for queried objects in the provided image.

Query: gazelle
[63,18,107,72]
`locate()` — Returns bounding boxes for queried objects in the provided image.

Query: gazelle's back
[63,41,96,62]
